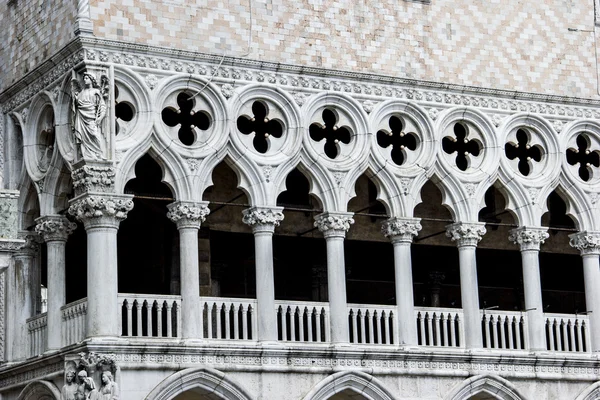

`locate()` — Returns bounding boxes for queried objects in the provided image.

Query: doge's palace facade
[3,1,600,400]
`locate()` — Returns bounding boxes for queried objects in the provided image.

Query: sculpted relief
[63,353,119,400]
[70,70,109,162]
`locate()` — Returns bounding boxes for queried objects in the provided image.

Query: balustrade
[481,310,527,350]
[545,313,589,352]
[119,294,181,338]
[201,297,256,340]
[61,298,87,346]
[26,313,47,357]
[415,307,463,347]
[348,304,395,345]
[277,301,329,343]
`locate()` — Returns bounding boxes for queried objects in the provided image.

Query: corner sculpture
[63,353,119,400]
[71,70,109,161]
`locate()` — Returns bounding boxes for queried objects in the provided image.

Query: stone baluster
[509,226,549,351]
[9,234,39,360]
[382,217,421,346]
[69,193,133,338]
[569,231,600,352]
[35,216,76,351]
[315,212,354,344]
[242,206,284,342]
[167,201,210,340]
[446,222,486,349]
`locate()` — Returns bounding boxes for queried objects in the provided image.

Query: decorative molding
[166,201,210,229]
[509,227,549,251]
[314,212,354,238]
[0,360,63,389]
[34,216,77,243]
[0,239,26,252]
[68,194,133,227]
[242,207,284,233]
[381,217,422,242]
[72,163,116,196]
[446,222,486,247]
[0,191,19,239]
[569,232,600,256]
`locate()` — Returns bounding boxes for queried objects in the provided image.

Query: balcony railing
[62,298,87,346]
[201,297,256,340]
[26,313,47,358]
[415,307,463,347]
[277,300,329,343]
[348,304,395,345]
[545,313,589,353]
[119,294,182,338]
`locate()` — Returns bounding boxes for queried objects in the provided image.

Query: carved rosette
[569,231,600,256]
[509,227,549,251]
[314,212,354,238]
[68,194,133,228]
[242,207,284,233]
[72,163,116,196]
[167,201,210,229]
[381,217,422,243]
[446,222,486,247]
[35,216,77,242]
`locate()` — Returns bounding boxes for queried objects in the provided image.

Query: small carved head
[66,370,76,383]
[101,371,113,384]
[82,73,98,88]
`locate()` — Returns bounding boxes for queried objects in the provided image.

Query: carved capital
[381,217,421,243]
[68,193,133,228]
[72,161,116,196]
[35,216,76,242]
[314,212,354,238]
[509,226,549,251]
[14,233,41,257]
[0,238,27,253]
[242,207,284,233]
[167,201,210,229]
[446,222,486,247]
[569,231,600,255]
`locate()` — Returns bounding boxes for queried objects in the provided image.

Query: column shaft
[47,240,67,349]
[458,245,482,349]
[521,249,545,350]
[582,254,600,351]
[179,227,201,338]
[254,230,277,341]
[325,235,348,344]
[393,241,417,345]
[11,252,37,358]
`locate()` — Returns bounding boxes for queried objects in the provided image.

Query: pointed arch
[17,380,61,400]
[445,374,528,400]
[145,367,254,400]
[17,174,40,231]
[303,371,396,400]
[575,381,600,400]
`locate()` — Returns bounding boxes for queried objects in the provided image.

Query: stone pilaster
[382,217,421,346]
[243,206,284,342]
[509,226,548,351]
[315,212,354,344]
[446,222,486,349]
[167,201,210,339]
[570,231,600,352]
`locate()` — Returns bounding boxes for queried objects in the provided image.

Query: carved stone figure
[61,370,77,400]
[99,371,119,400]
[71,71,108,161]
[76,370,99,400]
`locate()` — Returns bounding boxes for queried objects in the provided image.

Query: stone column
[35,216,76,351]
[167,201,210,340]
[9,235,39,360]
[315,212,354,344]
[569,231,600,352]
[446,222,486,349]
[242,207,284,342]
[509,226,549,351]
[69,194,133,338]
[381,217,421,346]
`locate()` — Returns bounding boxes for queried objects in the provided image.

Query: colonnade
[10,198,600,360]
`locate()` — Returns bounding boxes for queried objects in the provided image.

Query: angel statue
[71,71,109,161]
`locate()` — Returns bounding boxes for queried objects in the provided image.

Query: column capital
[446,222,486,247]
[314,212,354,238]
[381,217,421,243]
[509,226,549,251]
[569,231,600,255]
[13,233,41,257]
[167,201,210,229]
[68,193,133,229]
[71,160,116,197]
[35,215,76,242]
[242,206,284,233]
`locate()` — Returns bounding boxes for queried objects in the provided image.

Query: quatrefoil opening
[504,129,543,177]
[442,123,482,171]
[161,92,211,146]
[376,115,418,166]
[114,85,135,136]
[309,108,352,159]
[567,134,600,182]
[236,101,283,154]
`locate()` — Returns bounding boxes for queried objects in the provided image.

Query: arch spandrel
[17,380,61,400]
[145,367,254,400]
[445,375,527,400]
[303,371,397,400]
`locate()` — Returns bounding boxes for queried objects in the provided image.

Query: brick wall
[0,0,77,91]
